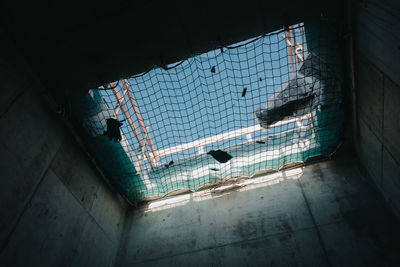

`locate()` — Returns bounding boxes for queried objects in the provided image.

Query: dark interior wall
[0,30,127,266]
[0,0,344,96]
[0,3,349,266]
[352,0,400,218]
[3,0,400,264]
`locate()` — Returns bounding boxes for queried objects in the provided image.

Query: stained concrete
[117,158,400,266]
[354,0,400,88]
[1,1,400,266]
[0,29,127,267]
[353,0,400,220]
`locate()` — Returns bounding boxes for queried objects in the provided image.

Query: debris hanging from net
[70,21,345,204]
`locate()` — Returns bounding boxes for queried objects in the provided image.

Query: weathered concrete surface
[355,58,383,137]
[354,0,400,87]
[353,0,400,219]
[118,158,400,266]
[0,29,127,266]
[357,118,382,187]
[382,149,400,218]
[383,77,400,163]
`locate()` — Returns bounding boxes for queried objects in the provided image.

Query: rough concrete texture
[118,158,400,266]
[353,0,400,219]
[355,58,383,137]
[0,30,126,266]
[354,0,400,86]
[357,119,382,187]
[383,77,400,163]
[1,1,400,265]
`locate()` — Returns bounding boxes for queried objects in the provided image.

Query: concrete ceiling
[0,0,345,97]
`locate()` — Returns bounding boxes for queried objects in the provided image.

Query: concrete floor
[117,157,400,267]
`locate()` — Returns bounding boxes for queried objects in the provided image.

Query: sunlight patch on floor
[144,166,304,213]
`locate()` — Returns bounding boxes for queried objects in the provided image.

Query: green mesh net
[70,21,345,204]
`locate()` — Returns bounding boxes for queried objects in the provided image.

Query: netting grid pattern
[71,22,344,203]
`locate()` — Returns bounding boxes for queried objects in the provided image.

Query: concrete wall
[117,157,400,266]
[0,30,127,266]
[353,0,400,218]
